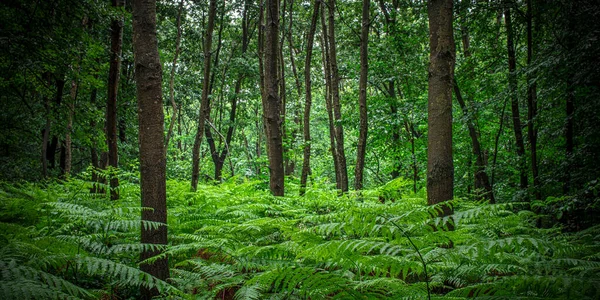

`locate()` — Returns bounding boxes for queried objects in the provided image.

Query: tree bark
[106,0,124,200]
[300,0,320,195]
[320,6,341,190]
[131,0,169,297]
[326,0,348,192]
[505,5,528,190]
[191,0,217,191]
[427,0,455,219]
[263,0,285,196]
[355,0,369,191]
[165,0,184,152]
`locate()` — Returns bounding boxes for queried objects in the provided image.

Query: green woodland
[1,0,600,299]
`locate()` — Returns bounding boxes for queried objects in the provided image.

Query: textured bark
[320,7,341,190]
[427,0,455,218]
[453,79,494,203]
[526,0,540,199]
[505,6,528,190]
[41,79,51,178]
[131,0,169,297]
[165,0,184,151]
[354,0,369,191]
[326,0,348,192]
[263,0,285,196]
[106,0,124,200]
[191,0,217,191]
[300,0,320,195]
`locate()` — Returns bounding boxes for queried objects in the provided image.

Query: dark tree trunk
[505,6,528,190]
[191,0,217,191]
[165,0,184,152]
[355,0,369,191]
[526,0,540,199]
[263,0,285,196]
[320,7,341,190]
[131,0,169,297]
[453,79,495,203]
[427,0,455,219]
[300,0,320,195]
[326,0,348,193]
[89,86,101,193]
[107,0,124,200]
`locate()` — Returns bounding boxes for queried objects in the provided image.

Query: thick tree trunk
[505,6,528,190]
[106,0,124,200]
[427,0,455,219]
[453,79,495,203]
[165,0,184,152]
[326,0,348,193]
[131,0,169,297]
[263,0,285,196]
[355,0,369,191]
[300,0,320,195]
[191,0,217,191]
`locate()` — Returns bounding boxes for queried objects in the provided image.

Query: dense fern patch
[1,177,599,299]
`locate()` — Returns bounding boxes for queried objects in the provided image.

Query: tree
[354,0,369,191]
[504,4,527,190]
[300,0,320,195]
[131,0,169,297]
[191,0,217,191]
[426,0,455,216]
[106,0,124,200]
[263,0,285,196]
[326,0,348,193]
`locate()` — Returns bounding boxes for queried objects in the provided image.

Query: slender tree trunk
[263,0,285,196]
[41,82,51,178]
[300,0,320,195]
[131,1,169,297]
[191,0,217,191]
[106,0,124,200]
[165,0,184,152]
[388,82,402,179]
[326,0,348,192]
[505,6,528,190]
[427,0,455,219]
[63,79,76,179]
[355,0,369,190]
[526,0,540,199]
[453,79,495,202]
[320,7,341,189]
[89,84,101,193]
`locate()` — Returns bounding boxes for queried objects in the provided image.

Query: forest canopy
[0,0,599,298]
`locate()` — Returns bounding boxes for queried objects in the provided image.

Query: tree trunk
[131,0,169,297]
[326,0,348,193]
[505,6,528,190]
[320,7,341,189]
[526,0,540,199]
[263,0,285,196]
[453,79,495,203]
[355,0,369,191]
[427,0,455,219]
[107,0,124,200]
[165,0,184,152]
[191,0,217,191]
[300,0,320,195]
[63,79,76,179]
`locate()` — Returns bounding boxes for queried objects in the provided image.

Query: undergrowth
[0,176,599,299]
